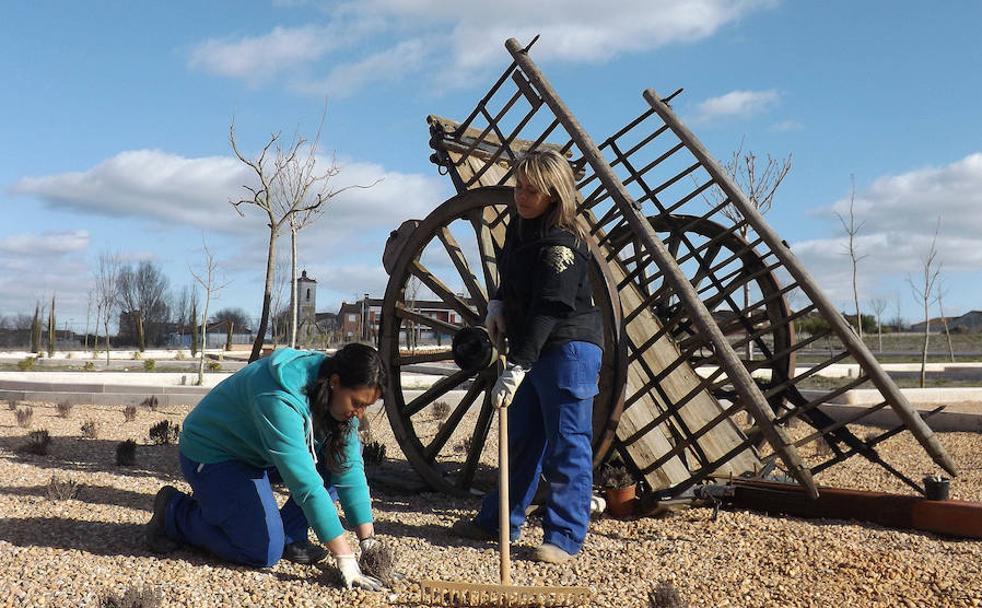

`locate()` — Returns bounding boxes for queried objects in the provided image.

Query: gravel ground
[1,399,980,608]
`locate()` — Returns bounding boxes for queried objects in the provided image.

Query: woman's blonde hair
[514,149,584,239]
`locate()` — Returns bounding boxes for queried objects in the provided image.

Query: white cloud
[0,230,90,255]
[188,0,777,97]
[693,89,780,122]
[10,150,249,231]
[188,25,342,84]
[788,153,982,304]
[770,119,802,132]
[297,38,431,98]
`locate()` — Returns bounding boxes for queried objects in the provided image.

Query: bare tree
[868,296,887,353]
[190,241,231,386]
[704,139,792,361]
[906,220,942,388]
[937,279,956,363]
[47,294,56,357]
[269,259,290,346]
[892,292,904,332]
[836,175,867,338]
[230,113,376,361]
[93,252,122,365]
[119,261,171,350]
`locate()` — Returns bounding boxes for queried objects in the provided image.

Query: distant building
[909,310,982,334]
[336,294,470,345]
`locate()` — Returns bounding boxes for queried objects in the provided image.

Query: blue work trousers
[164,452,337,567]
[475,341,602,555]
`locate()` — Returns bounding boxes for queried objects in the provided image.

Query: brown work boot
[145,485,180,554]
[449,517,495,541]
[532,543,574,564]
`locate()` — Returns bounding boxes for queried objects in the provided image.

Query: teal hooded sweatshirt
[179,348,372,543]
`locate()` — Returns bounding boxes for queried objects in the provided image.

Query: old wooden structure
[380,37,956,501]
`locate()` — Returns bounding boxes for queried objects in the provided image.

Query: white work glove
[484,299,506,349]
[492,364,527,409]
[335,554,385,591]
[359,536,379,553]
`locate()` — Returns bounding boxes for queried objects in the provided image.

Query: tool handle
[497,353,511,586]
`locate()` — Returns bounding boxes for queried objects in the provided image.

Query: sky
[2,1,981,333]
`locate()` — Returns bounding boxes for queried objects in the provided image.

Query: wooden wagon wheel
[608,214,796,414]
[380,185,626,496]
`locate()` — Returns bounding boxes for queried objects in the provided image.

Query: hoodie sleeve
[252,393,346,543]
[331,419,373,528]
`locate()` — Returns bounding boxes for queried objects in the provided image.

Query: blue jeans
[475,341,602,555]
[165,452,338,567]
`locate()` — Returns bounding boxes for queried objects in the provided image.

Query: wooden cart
[380,37,956,499]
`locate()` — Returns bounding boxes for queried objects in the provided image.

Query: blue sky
[3,1,981,332]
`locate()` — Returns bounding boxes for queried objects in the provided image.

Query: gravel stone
[0,400,979,607]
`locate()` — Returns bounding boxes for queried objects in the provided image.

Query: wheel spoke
[470,209,505,297]
[395,303,463,335]
[403,368,474,417]
[399,349,454,365]
[437,226,488,311]
[424,375,487,461]
[690,243,723,292]
[457,387,495,489]
[409,260,480,326]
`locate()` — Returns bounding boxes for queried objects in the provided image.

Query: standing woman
[452,149,604,564]
[145,343,386,591]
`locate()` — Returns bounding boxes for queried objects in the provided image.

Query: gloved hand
[491,364,526,409]
[484,299,506,348]
[359,536,379,553]
[335,553,385,591]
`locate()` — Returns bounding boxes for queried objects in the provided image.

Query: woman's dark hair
[309,343,387,471]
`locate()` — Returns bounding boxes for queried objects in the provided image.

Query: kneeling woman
[146,344,386,591]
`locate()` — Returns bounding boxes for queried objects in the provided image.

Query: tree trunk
[136,315,146,352]
[198,293,211,386]
[31,303,40,354]
[226,320,234,351]
[877,317,882,353]
[249,227,278,362]
[938,296,955,363]
[104,317,111,366]
[920,300,929,389]
[190,299,199,357]
[852,262,863,339]
[290,225,299,349]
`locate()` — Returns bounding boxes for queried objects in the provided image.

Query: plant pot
[923,476,950,501]
[604,484,637,518]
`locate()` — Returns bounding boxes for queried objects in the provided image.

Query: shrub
[175,350,187,361]
[143,359,156,372]
[83,361,95,372]
[17,357,36,371]
[115,440,137,466]
[140,395,159,411]
[21,429,52,455]
[148,420,180,445]
[7,399,16,411]
[123,405,138,422]
[15,406,34,428]
[363,440,386,466]
[206,361,222,372]
[46,474,81,501]
[600,461,636,490]
[455,436,473,455]
[359,542,397,587]
[132,351,142,360]
[99,584,163,608]
[81,419,100,439]
[432,400,452,420]
[56,400,74,418]
[649,580,687,608]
